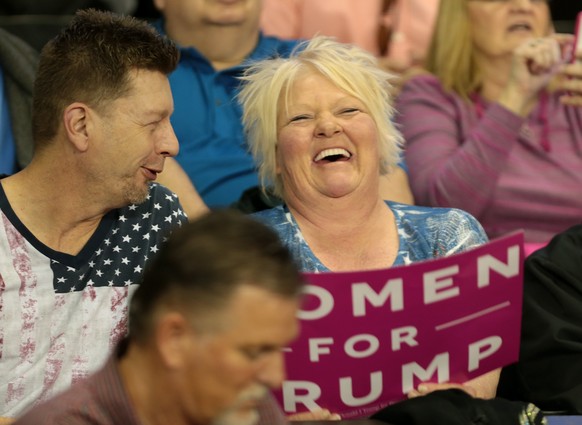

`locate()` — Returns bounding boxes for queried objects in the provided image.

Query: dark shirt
[13,341,140,425]
[497,224,582,414]
[13,339,288,425]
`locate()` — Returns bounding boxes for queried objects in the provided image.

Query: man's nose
[157,120,179,157]
[256,351,286,389]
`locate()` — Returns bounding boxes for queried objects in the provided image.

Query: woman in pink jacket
[396,0,582,248]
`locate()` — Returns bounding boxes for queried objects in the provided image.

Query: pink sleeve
[396,75,525,219]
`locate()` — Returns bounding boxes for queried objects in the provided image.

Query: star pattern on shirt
[50,184,187,293]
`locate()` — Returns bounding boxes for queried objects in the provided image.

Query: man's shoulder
[252,34,301,60]
[124,183,183,211]
[147,183,181,203]
[115,183,187,228]
[526,224,582,281]
[13,354,136,425]
[13,376,99,425]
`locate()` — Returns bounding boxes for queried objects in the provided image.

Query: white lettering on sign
[352,279,404,316]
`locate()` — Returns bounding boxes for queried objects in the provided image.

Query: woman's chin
[320,184,359,199]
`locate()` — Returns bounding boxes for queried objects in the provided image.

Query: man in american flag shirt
[13,210,302,425]
[0,9,188,418]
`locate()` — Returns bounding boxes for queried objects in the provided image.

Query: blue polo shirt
[153,20,300,208]
[0,65,17,175]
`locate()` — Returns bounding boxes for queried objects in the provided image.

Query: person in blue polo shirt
[153,0,414,213]
[0,28,37,176]
[152,0,299,209]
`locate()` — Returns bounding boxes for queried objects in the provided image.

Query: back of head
[238,35,403,198]
[128,209,304,342]
[32,8,179,149]
[425,0,480,100]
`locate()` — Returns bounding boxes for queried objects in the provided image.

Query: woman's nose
[315,115,342,138]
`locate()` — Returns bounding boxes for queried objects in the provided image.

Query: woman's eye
[341,108,360,114]
[289,115,310,123]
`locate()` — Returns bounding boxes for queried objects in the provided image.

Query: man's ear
[63,102,92,153]
[155,312,193,370]
[153,0,165,12]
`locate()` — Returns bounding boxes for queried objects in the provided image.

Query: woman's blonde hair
[424,0,481,101]
[238,36,403,198]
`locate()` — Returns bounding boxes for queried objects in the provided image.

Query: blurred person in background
[153,0,413,217]
[0,28,37,175]
[396,0,582,252]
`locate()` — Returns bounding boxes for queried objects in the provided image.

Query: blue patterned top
[252,201,488,272]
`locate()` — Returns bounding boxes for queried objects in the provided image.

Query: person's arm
[408,368,500,400]
[379,167,414,204]
[288,410,341,421]
[497,225,582,413]
[396,75,525,219]
[157,157,209,221]
[256,393,341,424]
[556,44,582,106]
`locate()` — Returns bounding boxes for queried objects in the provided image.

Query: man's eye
[241,348,262,360]
[145,121,159,131]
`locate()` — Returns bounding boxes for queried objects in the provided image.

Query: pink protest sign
[276,232,524,419]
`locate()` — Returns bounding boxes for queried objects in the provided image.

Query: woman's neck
[476,54,513,102]
[287,192,398,271]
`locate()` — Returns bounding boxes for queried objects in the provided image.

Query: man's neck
[119,345,192,425]
[1,162,110,255]
[166,20,260,71]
